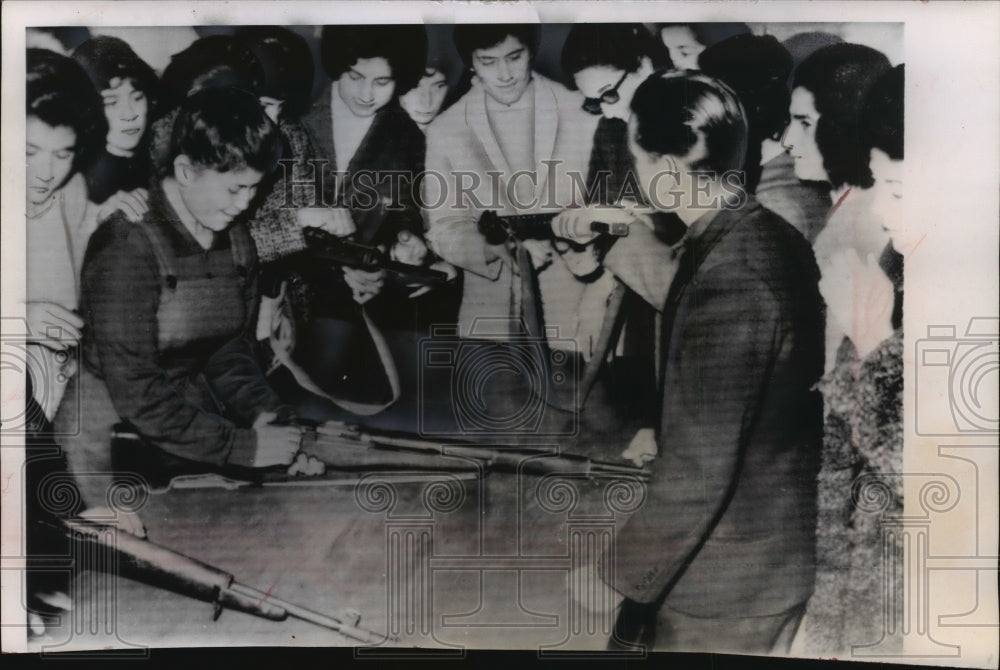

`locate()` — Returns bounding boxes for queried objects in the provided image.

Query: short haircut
[793,43,891,188]
[452,24,540,68]
[159,35,263,115]
[320,25,427,95]
[630,71,748,175]
[234,26,314,120]
[168,86,282,177]
[862,64,904,161]
[72,35,159,101]
[26,48,107,180]
[698,34,793,190]
[561,23,671,82]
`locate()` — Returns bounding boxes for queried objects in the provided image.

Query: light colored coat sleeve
[602,222,680,311]
[423,115,507,281]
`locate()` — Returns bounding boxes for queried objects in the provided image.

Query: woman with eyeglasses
[551,24,684,448]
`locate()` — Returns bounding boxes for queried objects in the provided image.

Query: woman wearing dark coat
[265,25,455,409]
[72,35,159,207]
[555,23,682,427]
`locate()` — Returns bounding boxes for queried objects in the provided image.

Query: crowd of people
[23,23,906,655]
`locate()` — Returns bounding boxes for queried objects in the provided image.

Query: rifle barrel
[310,425,650,481]
[228,582,389,644]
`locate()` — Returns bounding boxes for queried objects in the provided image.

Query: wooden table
[33,334,652,654]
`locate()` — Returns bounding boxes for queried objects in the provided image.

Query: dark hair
[320,25,427,95]
[72,36,159,101]
[168,87,281,177]
[560,23,671,82]
[452,24,540,68]
[234,26,314,120]
[158,35,263,115]
[425,26,463,87]
[698,34,793,190]
[782,32,844,72]
[26,48,107,181]
[862,64,904,161]
[656,23,750,50]
[630,71,748,175]
[793,43,891,188]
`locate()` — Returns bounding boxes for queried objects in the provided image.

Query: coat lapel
[346,106,386,177]
[532,76,558,201]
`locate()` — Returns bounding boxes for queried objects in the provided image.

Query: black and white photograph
[1,1,997,665]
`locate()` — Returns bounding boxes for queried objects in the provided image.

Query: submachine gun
[299,226,450,286]
[477,209,631,246]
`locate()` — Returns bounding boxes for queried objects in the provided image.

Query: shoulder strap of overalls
[228,223,254,274]
[134,220,178,290]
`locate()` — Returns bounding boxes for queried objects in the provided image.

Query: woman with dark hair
[551,23,680,425]
[24,47,145,639]
[655,22,750,70]
[72,35,159,211]
[785,43,891,191]
[697,33,831,243]
[782,43,893,371]
[56,87,300,502]
[234,26,314,124]
[559,23,671,199]
[277,24,447,408]
[233,25,319,317]
[797,64,906,657]
[399,29,463,133]
[149,35,264,177]
[25,48,106,416]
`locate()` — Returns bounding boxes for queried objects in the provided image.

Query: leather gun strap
[515,240,575,412]
[269,306,401,417]
[576,279,628,410]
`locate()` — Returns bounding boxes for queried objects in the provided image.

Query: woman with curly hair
[72,35,159,213]
[782,42,894,371]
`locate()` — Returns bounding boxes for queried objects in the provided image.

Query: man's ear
[173,155,197,185]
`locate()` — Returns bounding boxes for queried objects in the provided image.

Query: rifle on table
[298,226,451,286]
[301,421,650,481]
[477,210,631,246]
[40,516,389,644]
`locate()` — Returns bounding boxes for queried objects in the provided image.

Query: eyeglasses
[581,71,629,115]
